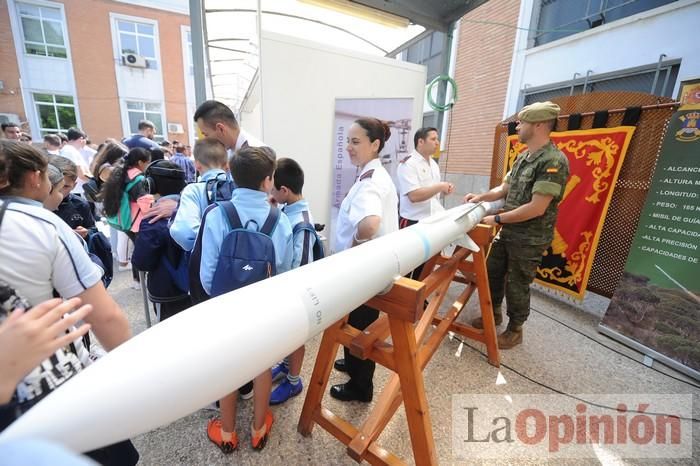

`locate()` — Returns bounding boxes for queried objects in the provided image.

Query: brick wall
[64,0,190,142]
[0,2,26,123]
[444,0,520,177]
[2,0,189,142]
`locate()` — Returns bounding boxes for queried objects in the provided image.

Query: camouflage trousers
[486,237,547,327]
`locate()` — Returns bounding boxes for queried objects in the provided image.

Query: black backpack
[82,177,100,203]
[87,229,113,288]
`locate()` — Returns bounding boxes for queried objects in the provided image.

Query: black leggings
[125,231,139,282]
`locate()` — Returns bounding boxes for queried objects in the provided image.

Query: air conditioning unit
[122,53,147,68]
[167,123,184,134]
[0,113,20,124]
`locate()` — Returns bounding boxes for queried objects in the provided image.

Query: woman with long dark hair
[90,141,129,265]
[101,147,151,226]
[101,147,152,286]
[90,139,127,188]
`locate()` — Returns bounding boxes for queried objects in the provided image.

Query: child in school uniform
[201,147,293,453]
[48,155,95,238]
[170,137,257,400]
[101,148,153,288]
[131,161,190,321]
[169,138,229,252]
[268,158,318,405]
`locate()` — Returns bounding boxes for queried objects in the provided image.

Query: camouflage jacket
[501,141,569,245]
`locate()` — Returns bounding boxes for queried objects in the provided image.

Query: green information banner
[601,110,700,376]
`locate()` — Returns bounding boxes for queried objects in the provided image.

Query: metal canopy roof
[352,0,490,32]
[198,0,489,110]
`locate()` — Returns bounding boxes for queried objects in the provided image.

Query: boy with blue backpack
[131,161,190,321]
[200,146,292,454]
[268,158,323,405]
[170,138,232,253]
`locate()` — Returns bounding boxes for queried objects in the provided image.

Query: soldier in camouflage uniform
[464,101,569,348]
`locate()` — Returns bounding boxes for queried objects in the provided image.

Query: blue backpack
[210,202,280,297]
[292,214,325,266]
[204,173,236,205]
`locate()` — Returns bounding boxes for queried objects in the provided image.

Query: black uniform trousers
[399,216,424,280]
[343,304,379,395]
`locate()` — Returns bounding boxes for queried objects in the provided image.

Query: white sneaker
[240,389,254,400]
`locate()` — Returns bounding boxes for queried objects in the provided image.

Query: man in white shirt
[80,139,97,169]
[193,100,265,159]
[60,127,92,195]
[43,134,62,155]
[396,127,453,227]
[145,100,269,229]
[396,127,454,279]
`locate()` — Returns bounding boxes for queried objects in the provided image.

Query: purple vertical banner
[328,97,414,253]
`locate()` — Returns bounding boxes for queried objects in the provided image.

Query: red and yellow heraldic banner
[503,127,636,299]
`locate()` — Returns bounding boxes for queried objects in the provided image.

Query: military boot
[497,324,523,349]
[471,312,503,329]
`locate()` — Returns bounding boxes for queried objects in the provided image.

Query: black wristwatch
[494,214,502,225]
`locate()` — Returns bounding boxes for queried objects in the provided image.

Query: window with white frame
[117,19,158,69]
[33,93,77,135]
[125,101,164,139]
[17,3,67,58]
[186,30,194,76]
[532,0,678,46]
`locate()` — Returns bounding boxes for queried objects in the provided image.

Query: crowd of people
[0,98,568,462]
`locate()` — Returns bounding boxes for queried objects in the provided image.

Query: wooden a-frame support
[297,225,499,465]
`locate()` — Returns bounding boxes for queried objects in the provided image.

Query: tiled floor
[103,268,699,465]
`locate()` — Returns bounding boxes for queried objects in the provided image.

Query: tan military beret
[518,101,561,122]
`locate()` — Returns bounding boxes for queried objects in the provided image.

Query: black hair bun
[380,120,391,142]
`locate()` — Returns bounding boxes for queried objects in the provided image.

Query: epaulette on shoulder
[359,169,375,181]
[399,155,411,164]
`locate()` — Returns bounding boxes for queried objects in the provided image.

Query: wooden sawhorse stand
[298,225,500,465]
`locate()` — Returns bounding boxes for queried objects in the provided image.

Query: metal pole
[256,0,264,140]
[650,53,666,95]
[139,271,152,328]
[436,24,455,135]
[569,72,581,96]
[660,66,672,97]
[189,0,207,106]
[582,70,593,94]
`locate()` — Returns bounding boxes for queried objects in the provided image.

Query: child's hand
[268,195,279,207]
[75,226,89,238]
[0,298,92,403]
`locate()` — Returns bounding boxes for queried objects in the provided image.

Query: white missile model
[0,200,503,452]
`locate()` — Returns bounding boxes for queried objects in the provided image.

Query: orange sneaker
[206,418,238,454]
[251,410,274,451]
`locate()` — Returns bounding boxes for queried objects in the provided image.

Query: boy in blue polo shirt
[268,158,318,405]
[169,138,228,252]
[201,147,292,453]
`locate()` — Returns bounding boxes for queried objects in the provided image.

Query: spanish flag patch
[546,167,559,173]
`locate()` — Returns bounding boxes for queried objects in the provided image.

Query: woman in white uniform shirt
[331,118,398,403]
